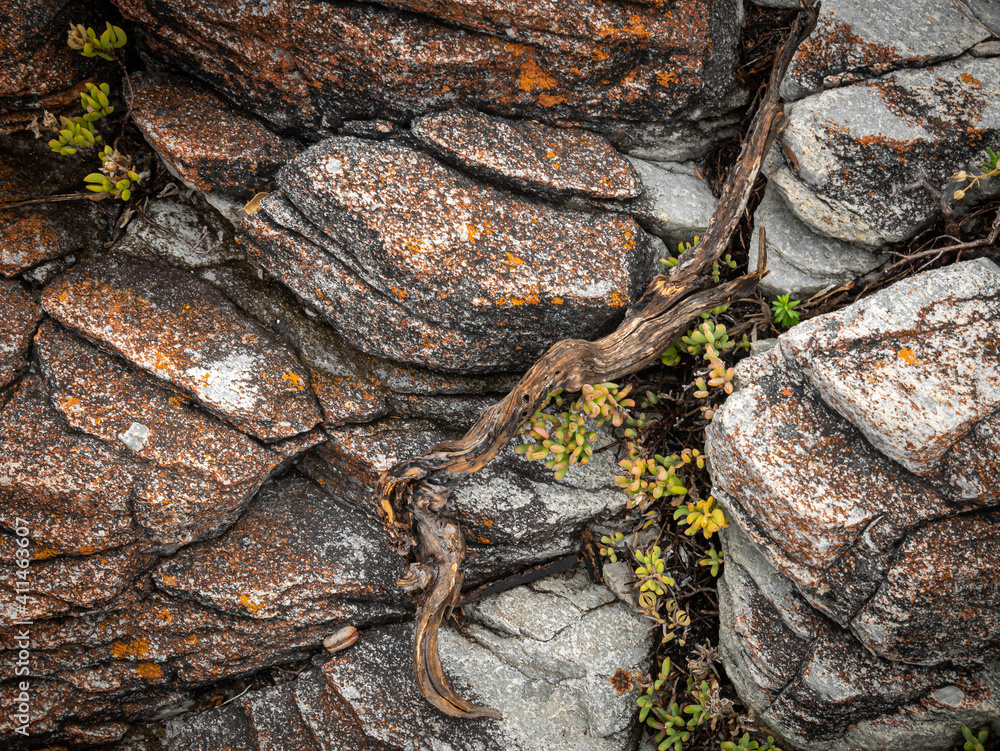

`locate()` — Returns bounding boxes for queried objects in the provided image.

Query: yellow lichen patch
[185,633,199,646]
[961,72,982,87]
[110,636,151,660]
[389,286,409,301]
[239,594,265,615]
[158,608,174,623]
[505,42,527,57]
[160,573,179,587]
[61,396,81,410]
[282,370,306,390]
[519,58,558,92]
[656,70,679,88]
[136,662,163,680]
[33,542,60,560]
[552,297,564,305]
[610,291,628,307]
[502,252,525,267]
[897,348,920,366]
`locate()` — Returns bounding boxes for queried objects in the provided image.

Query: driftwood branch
[376,2,820,719]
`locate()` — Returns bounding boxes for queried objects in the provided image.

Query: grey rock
[618,158,718,248]
[971,39,1000,57]
[962,0,1000,34]
[117,194,244,269]
[710,260,1000,749]
[773,58,1000,248]
[299,418,628,583]
[750,182,885,298]
[0,279,41,388]
[780,0,990,101]
[164,569,654,751]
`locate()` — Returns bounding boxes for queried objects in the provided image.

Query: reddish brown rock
[247,138,653,372]
[42,254,322,441]
[0,0,117,133]
[0,377,140,555]
[0,133,107,276]
[113,0,742,152]
[0,279,40,387]
[411,108,642,199]
[155,473,410,623]
[130,72,300,193]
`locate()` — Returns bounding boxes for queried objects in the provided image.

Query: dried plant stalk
[377,2,820,719]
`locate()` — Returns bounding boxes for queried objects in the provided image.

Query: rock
[113,0,744,153]
[0,0,116,133]
[780,0,991,101]
[42,254,322,441]
[709,259,1000,749]
[130,72,300,193]
[200,262,516,427]
[155,473,410,623]
[0,132,107,277]
[0,377,141,555]
[299,418,628,583]
[244,137,653,372]
[411,108,643,200]
[0,279,41,387]
[772,58,1000,247]
[35,320,287,544]
[778,258,1000,476]
[117,193,244,269]
[963,0,1000,34]
[749,182,885,298]
[164,569,654,751]
[615,158,718,247]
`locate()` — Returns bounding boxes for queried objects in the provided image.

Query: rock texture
[780,0,991,101]
[164,570,654,751]
[0,133,107,277]
[0,279,41,387]
[709,259,1000,749]
[112,0,744,153]
[42,254,322,440]
[244,136,654,372]
[411,108,643,200]
[131,72,300,194]
[771,57,1000,248]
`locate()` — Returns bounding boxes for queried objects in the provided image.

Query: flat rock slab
[711,260,1000,749]
[155,474,410,623]
[781,0,991,100]
[0,279,40,387]
[411,108,642,199]
[165,570,654,751]
[42,254,321,441]
[748,182,884,298]
[779,258,1000,476]
[247,137,653,372]
[114,0,742,149]
[131,72,300,193]
[773,57,1000,248]
[117,193,244,269]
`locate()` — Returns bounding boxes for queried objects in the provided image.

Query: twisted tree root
[377,2,820,719]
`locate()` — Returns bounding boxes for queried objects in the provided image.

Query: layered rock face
[708,259,1000,750]
[111,0,746,157]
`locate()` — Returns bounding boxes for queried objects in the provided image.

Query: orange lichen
[136,663,163,680]
[282,370,306,390]
[110,636,151,660]
[519,58,558,92]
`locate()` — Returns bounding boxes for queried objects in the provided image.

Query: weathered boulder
[299,418,628,583]
[771,57,1000,248]
[165,569,654,751]
[130,72,300,194]
[749,182,885,298]
[779,0,991,101]
[708,259,1000,749]
[112,0,744,154]
[411,108,643,200]
[244,137,655,372]
[0,133,107,277]
[0,279,40,387]
[42,254,322,441]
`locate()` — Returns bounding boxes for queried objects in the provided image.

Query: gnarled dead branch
[377,1,820,719]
